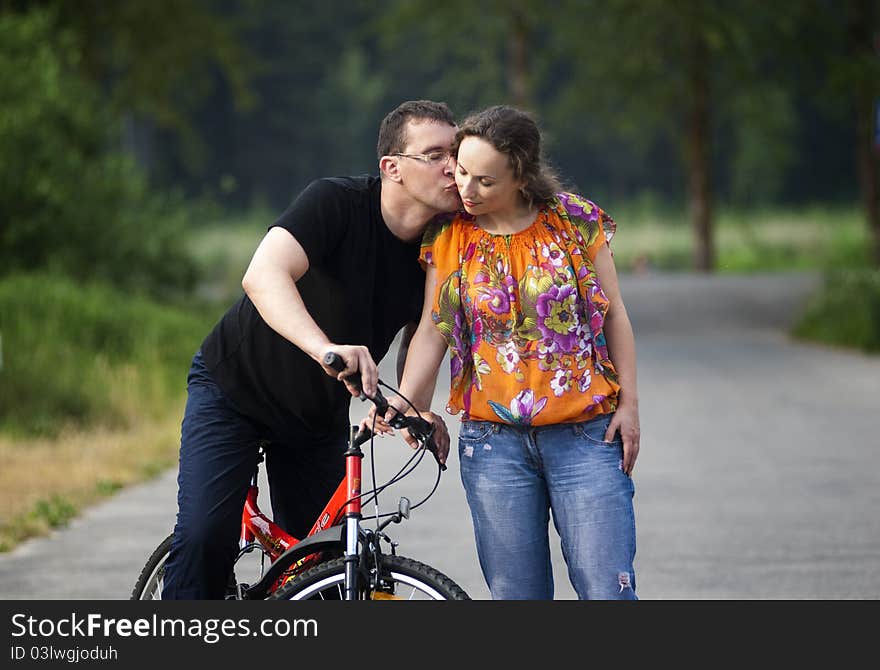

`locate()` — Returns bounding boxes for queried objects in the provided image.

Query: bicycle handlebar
[323,352,446,471]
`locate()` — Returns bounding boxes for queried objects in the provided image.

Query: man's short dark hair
[376,100,456,158]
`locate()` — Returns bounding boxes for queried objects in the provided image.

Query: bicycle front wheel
[131,533,173,600]
[270,555,469,601]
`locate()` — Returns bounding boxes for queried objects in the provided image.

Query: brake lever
[375,409,447,472]
[324,352,446,471]
[400,415,446,472]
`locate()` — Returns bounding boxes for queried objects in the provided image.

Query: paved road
[2,272,879,599]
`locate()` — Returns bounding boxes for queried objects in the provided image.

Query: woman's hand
[357,396,409,438]
[357,403,450,465]
[605,403,640,476]
[424,411,450,465]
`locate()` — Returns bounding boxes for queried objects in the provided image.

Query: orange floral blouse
[420,192,620,426]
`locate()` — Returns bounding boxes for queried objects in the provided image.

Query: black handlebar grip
[323,351,346,372]
[323,351,364,397]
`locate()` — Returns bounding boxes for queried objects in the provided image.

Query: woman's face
[455,136,524,217]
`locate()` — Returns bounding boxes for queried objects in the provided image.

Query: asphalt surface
[2,271,879,600]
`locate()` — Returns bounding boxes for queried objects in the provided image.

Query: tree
[374,1,806,271]
[374,0,551,113]
[0,9,197,294]
[840,0,880,266]
[555,0,801,272]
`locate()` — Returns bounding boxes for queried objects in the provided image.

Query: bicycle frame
[236,351,442,600]
[237,429,367,600]
[239,453,353,562]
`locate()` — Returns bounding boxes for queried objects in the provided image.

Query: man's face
[395,119,461,213]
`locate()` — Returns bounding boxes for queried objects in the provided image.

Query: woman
[370,105,640,600]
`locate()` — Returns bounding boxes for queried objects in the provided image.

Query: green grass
[0,272,216,550]
[0,495,77,552]
[792,269,880,353]
[608,202,869,273]
[191,202,870,280]
[188,208,271,305]
[0,272,217,437]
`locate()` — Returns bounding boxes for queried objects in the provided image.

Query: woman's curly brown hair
[453,105,562,207]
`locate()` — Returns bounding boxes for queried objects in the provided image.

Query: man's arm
[241,226,379,396]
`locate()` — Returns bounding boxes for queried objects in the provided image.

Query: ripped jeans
[458,413,637,600]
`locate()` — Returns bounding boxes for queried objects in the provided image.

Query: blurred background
[1,0,878,568]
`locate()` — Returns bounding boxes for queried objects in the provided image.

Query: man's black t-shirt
[200,176,425,440]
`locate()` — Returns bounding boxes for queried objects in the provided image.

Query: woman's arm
[593,243,641,475]
[392,265,448,409]
[396,321,418,386]
[364,265,450,458]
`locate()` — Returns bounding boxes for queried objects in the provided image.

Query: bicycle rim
[139,557,168,600]
[131,534,173,600]
[272,555,469,601]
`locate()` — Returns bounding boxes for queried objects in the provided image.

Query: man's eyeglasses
[391,150,454,166]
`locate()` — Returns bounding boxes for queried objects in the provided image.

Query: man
[162,100,460,599]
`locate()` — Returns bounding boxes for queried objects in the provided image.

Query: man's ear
[379,155,403,183]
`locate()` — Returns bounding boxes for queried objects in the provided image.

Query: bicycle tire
[129,532,338,599]
[130,533,173,600]
[269,554,470,600]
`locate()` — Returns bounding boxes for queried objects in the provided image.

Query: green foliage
[32,495,78,529]
[792,269,880,352]
[727,85,798,204]
[0,9,199,296]
[45,0,255,137]
[599,201,867,274]
[374,0,517,112]
[95,480,124,496]
[0,273,216,437]
[0,494,76,552]
[187,209,267,305]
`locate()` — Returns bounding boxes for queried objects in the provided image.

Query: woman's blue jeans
[458,413,637,600]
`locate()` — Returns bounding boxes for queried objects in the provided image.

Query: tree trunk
[849,0,880,267]
[507,7,531,110]
[684,32,714,272]
[855,96,880,266]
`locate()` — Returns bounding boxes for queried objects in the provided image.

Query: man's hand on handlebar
[320,345,378,398]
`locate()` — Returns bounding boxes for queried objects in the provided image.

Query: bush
[0,9,198,297]
[0,273,215,436]
[792,269,880,353]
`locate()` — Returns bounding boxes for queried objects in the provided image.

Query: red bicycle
[130,353,469,601]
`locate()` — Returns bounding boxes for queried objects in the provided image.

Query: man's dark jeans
[161,350,346,599]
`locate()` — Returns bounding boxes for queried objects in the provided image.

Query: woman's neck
[477,200,537,235]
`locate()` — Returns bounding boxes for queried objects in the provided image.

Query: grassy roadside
[0,413,183,552]
[791,269,880,352]
[607,201,867,274]
[0,273,217,551]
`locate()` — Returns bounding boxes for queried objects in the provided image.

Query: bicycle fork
[343,427,364,600]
